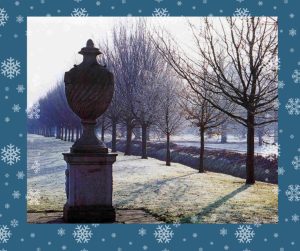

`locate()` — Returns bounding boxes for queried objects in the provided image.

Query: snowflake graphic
[16,84,25,93]
[285,184,300,202]
[12,104,21,112]
[0,8,9,26]
[138,228,147,236]
[289,28,296,37]
[27,103,40,119]
[220,227,228,236]
[71,8,89,17]
[235,225,255,243]
[233,8,251,17]
[0,225,12,243]
[16,171,25,179]
[1,144,21,166]
[27,188,41,205]
[1,57,21,79]
[291,214,299,222]
[154,225,174,243]
[278,167,285,175]
[286,98,300,115]
[31,160,40,174]
[172,220,181,228]
[278,80,285,89]
[292,69,300,83]
[12,190,21,199]
[10,219,18,228]
[73,225,93,243]
[292,156,300,170]
[152,8,170,17]
[16,15,24,23]
[57,228,66,236]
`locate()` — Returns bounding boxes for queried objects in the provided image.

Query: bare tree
[180,82,226,172]
[156,69,183,166]
[153,17,278,184]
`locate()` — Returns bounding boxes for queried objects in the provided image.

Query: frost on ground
[27,134,278,224]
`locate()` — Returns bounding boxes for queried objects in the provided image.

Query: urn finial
[86,39,94,48]
[79,39,101,59]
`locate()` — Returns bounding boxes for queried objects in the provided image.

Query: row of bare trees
[28,17,278,185]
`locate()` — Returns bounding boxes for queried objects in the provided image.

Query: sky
[27,16,204,108]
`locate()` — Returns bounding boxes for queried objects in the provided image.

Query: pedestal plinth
[63,152,117,223]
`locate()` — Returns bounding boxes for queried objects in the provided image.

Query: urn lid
[79,39,101,56]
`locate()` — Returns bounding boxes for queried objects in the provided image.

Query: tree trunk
[64,127,67,141]
[60,126,64,140]
[166,132,171,166]
[125,125,133,155]
[221,124,227,143]
[246,112,255,184]
[71,128,74,142]
[101,125,105,142]
[111,121,117,152]
[56,126,60,139]
[76,127,79,141]
[141,124,148,159]
[68,128,71,141]
[258,131,263,146]
[199,127,205,173]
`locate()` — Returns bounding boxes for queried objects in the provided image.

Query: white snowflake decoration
[31,160,40,174]
[16,84,25,93]
[0,225,12,243]
[292,69,300,83]
[73,225,93,243]
[16,171,25,179]
[57,228,66,236]
[289,28,296,37]
[12,190,21,199]
[286,98,300,115]
[0,8,9,26]
[1,144,20,166]
[138,228,147,236]
[27,189,41,205]
[12,104,21,112]
[172,220,181,228]
[291,214,299,222]
[292,156,300,170]
[235,225,255,243]
[285,184,300,202]
[220,227,228,236]
[71,8,89,17]
[16,15,24,23]
[27,103,40,119]
[10,219,18,228]
[152,8,170,17]
[277,167,285,175]
[278,80,285,89]
[1,57,21,79]
[153,225,174,243]
[233,8,251,17]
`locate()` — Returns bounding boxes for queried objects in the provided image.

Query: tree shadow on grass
[180,184,251,223]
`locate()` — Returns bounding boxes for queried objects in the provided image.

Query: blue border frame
[1,0,300,250]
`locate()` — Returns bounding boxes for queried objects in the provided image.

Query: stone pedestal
[63,152,117,223]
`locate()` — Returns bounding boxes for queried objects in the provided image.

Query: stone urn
[64,39,114,153]
[63,39,117,223]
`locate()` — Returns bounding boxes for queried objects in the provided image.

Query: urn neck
[79,39,101,65]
